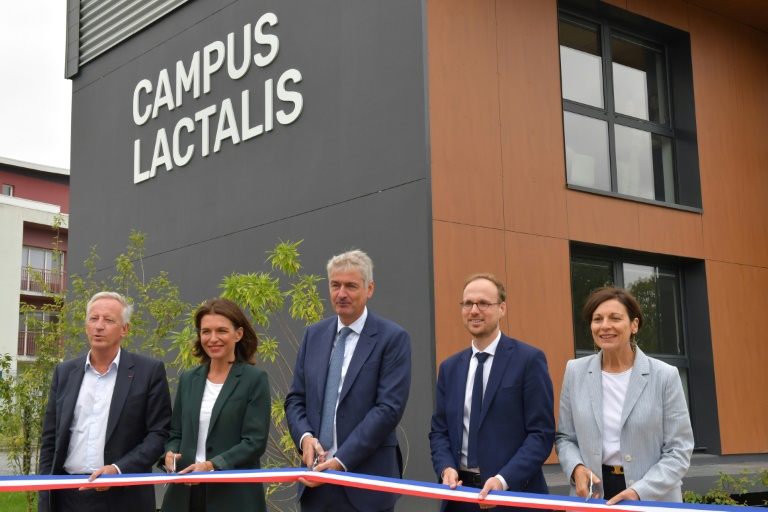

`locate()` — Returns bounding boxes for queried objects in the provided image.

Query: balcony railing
[20,267,66,294]
[17,331,39,356]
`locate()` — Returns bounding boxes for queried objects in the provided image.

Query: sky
[0,0,72,170]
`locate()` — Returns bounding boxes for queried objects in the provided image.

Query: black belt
[602,464,624,476]
[458,470,483,488]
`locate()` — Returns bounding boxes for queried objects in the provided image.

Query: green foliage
[171,239,325,511]
[0,491,34,511]
[683,468,768,506]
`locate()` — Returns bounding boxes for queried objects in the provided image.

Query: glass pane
[28,248,45,269]
[22,247,28,265]
[623,263,684,356]
[677,367,690,410]
[559,19,604,108]
[615,125,675,202]
[571,256,614,351]
[611,35,669,125]
[564,112,610,191]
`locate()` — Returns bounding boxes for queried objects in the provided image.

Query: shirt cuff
[495,474,508,491]
[111,464,121,474]
[299,432,313,454]
[335,458,348,471]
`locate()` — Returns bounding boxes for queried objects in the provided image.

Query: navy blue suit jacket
[429,334,555,510]
[38,349,171,512]
[284,311,411,511]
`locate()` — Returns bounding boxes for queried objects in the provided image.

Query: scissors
[586,471,593,501]
[311,441,321,470]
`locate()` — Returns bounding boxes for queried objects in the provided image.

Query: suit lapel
[339,314,376,403]
[188,366,207,442]
[479,337,512,426]
[58,359,86,454]
[209,363,242,434]
[587,353,604,436]
[315,321,337,394]
[107,349,133,442]
[620,349,650,429]
[455,349,472,442]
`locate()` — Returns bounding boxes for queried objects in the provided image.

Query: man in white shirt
[38,291,171,512]
[429,274,555,511]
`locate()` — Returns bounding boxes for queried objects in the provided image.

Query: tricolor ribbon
[0,468,757,511]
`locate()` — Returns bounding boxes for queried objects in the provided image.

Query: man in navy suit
[429,274,555,511]
[285,250,411,512]
[38,292,171,512]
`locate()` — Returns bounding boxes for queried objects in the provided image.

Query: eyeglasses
[460,301,500,311]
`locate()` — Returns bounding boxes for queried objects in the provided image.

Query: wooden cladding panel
[706,261,768,454]
[504,232,573,463]
[627,0,690,31]
[428,0,505,230]
[690,7,768,268]
[565,190,641,250]
[637,204,704,258]
[496,0,569,239]
[432,221,508,367]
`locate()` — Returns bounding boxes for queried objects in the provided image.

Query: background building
[64,0,766,508]
[0,157,69,375]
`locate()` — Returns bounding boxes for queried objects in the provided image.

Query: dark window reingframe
[558,0,702,211]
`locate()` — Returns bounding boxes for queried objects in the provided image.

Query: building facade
[0,157,69,375]
[64,0,766,507]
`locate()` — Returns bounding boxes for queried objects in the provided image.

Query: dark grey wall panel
[69,1,436,509]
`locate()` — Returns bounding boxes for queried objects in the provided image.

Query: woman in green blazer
[161,298,270,512]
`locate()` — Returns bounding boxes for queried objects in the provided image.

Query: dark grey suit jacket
[37,348,171,512]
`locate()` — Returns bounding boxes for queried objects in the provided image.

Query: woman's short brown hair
[192,297,259,365]
[582,286,644,330]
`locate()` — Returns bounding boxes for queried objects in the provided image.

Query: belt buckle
[611,465,624,476]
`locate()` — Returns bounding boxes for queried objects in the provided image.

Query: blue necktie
[467,352,490,468]
[318,326,353,450]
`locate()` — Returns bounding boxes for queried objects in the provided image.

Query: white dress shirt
[602,368,632,466]
[64,350,120,474]
[460,332,509,490]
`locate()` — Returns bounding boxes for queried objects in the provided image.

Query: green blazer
[161,362,270,512]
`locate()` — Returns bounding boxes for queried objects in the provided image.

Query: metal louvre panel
[79,0,187,65]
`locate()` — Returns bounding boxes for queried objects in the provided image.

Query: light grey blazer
[555,348,693,502]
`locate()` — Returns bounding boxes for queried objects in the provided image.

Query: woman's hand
[178,460,214,484]
[164,452,181,473]
[606,487,639,505]
[572,464,601,499]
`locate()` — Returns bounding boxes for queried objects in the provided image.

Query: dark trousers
[51,487,112,511]
[300,484,394,512]
[190,484,207,512]
[602,466,627,500]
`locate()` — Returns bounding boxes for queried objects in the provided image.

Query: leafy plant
[683,468,768,506]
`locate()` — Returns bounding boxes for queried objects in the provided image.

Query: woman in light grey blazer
[555,287,693,505]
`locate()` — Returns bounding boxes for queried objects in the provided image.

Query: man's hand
[301,436,326,468]
[298,457,344,488]
[441,467,462,489]
[606,487,639,506]
[80,464,118,491]
[477,476,503,509]
[572,464,601,500]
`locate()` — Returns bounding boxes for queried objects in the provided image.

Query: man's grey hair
[86,291,134,325]
[327,250,374,288]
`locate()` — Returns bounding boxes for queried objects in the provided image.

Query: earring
[631,334,637,353]
[594,342,599,354]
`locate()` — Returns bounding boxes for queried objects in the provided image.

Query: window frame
[558,0,702,211]
[2,184,13,196]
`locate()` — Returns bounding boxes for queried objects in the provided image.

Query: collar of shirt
[84,348,121,375]
[470,331,502,358]
[336,306,368,335]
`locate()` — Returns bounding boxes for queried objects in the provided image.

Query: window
[558,1,701,209]
[18,311,59,357]
[20,247,66,293]
[2,184,13,196]
[569,244,722,451]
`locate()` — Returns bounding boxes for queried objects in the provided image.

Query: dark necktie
[467,352,490,468]
[318,327,353,450]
